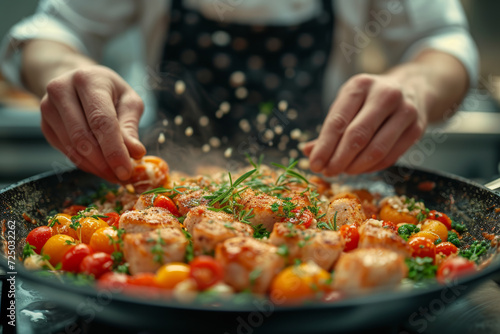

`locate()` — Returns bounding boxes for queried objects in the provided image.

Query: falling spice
[278,100,288,111]
[290,129,301,140]
[158,133,166,144]
[174,115,183,125]
[202,144,210,153]
[298,158,310,170]
[199,116,209,127]
[224,147,233,158]
[175,80,186,95]
[185,127,194,137]
[209,137,221,148]
[220,101,231,113]
[215,110,224,119]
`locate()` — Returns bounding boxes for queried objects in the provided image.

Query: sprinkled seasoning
[174,115,183,125]
[235,87,248,99]
[278,100,288,111]
[199,116,209,127]
[220,101,231,113]
[274,125,283,135]
[290,129,301,140]
[162,119,169,126]
[202,144,210,152]
[256,114,267,124]
[209,137,221,148]
[298,158,310,170]
[175,80,186,95]
[185,127,194,137]
[224,147,233,158]
[239,119,251,133]
[158,133,166,144]
[287,109,298,120]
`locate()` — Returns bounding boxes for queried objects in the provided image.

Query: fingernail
[115,166,130,181]
[311,159,324,172]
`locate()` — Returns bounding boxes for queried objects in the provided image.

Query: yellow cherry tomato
[77,217,108,244]
[379,203,418,225]
[42,234,76,266]
[49,213,78,239]
[155,263,191,289]
[421,219,448,242]
[270,262,331,304]
[89,227,118,254]
[409,231,441,243]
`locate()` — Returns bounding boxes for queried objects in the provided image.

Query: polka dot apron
[156,0,334,158]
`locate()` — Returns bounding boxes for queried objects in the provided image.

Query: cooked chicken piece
[333,248,407,293]
[358,219,411,257]
[215,237,285,293]
[269,223,344,270]
[174,189,211,216]
[122,227,188,275]
[133,193,155,211]
[236,189,282,232]
[118,207,181,233]
[325,198,366,227]
[183,206,253,255]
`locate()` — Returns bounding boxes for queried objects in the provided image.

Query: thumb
[117,91,146,159]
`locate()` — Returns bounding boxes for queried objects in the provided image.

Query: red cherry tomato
[382,221,397,232]
[63,205,87,216]
[153,195,181,217]
[437,256,476,284]
[101,212,120,227]
[427,210,452,230]
[281,208,314,229]
[409,237,436,261]
[128,273,158,287]
[26,226,53,254]
[79,252,113,278]
[97,272,129,291]
[61,244,93,273]
[189,256,224,290]
[339,224,359,252]
[435,242,458,257]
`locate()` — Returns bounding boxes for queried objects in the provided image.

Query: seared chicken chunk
[184,206,253,255]
[215,237,285,293]
[119,207,181,233]
[325,198,366,227]
[133,193,155,211]
[333,248,407,293]
[359,219,411,257]
[175,189,211,216]
[269,223,344,270]
[236,189,282,232]
[123,227,188,275]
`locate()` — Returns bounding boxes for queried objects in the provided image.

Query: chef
[0,0,478,183]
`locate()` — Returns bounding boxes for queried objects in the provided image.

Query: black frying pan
[1,165,500,334]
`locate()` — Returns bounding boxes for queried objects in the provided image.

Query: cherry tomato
[128,273,158,287]
[189,256,224,290]
[409,231,441,244]
[97,272,129,291]
[77,217,108,244]
[379,203,418,225]
[101,212,120,227]
[421,219,448,242]
[153,195,181,217]
[26,226,53,254]
[281,208,314,229]
[270,262,331,304]
[79,252,113,278]
[382,221,397,232]
[49,214,78,239]
[339,224,359,252]
[89,227,119,254]
[408,237,436,261]
[435,242,458,257]
[42,234,76,266]
[155,263,190,289]
[63,205,87,216]
[427,210,452,230]
[61,244,93,273]
[436,256,476,284]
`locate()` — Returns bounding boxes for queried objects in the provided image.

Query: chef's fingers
[344,102,420,174]
[74,70,132,181]
[301,140,315,157]
[116,90,146,160]
[308,75,371,173]
[362,122,423,174]
[44,79,119,181]
[321,81,403,177]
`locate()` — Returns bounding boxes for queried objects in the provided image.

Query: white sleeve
[0,0,138,88]
[373,0,479,87]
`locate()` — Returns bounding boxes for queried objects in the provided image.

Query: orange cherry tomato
[128,273,159,287]
[153,195,181,217]
[339,224,359,252]
[379,203,418,225]
[101,212,120,228]
[61,244,93,273]
[89,227,119,254]
[42,234,77,266]
[79,252,113,278]
[421,219,448,242]
[408,237,436,262]
[409,231,441,244]
[26,226,53,254]
[77,217,108,244]
[189,256,224,290]
[97,272,129,291]
[427,210,452,230]
[281,208,314,229]
[155,263,190,289]
[435,242,458,257]
[436,256,476,284]
[63,205,87,216]
[49,214,78,239]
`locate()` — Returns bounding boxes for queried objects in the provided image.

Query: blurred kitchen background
[0,0,499,188]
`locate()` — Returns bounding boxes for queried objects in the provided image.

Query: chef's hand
[40,65,146,183]
[303,73,426,176]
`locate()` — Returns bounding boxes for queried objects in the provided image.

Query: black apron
[156,0,334,158]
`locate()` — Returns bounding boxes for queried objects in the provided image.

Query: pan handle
[484,177,500,192]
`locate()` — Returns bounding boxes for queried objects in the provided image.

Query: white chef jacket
[0,0,479,108]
